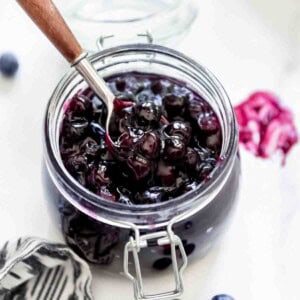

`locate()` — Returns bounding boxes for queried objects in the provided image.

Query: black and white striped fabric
[0,237,93,300]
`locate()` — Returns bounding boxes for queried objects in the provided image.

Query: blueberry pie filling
[60,72,222,205]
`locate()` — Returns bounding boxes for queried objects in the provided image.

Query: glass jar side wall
[43,157,240,273]
[45,45,238,229]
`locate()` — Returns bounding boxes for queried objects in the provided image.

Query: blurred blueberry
[0,53,19,77]
[211,294,234,300]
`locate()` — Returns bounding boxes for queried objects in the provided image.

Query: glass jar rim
[44,44,238,224]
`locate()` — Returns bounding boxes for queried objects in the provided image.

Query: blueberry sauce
[60,72,222,204]
[235,91,298,164]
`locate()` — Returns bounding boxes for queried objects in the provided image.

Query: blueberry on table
[0,52,19,77]
[211,294,234,300]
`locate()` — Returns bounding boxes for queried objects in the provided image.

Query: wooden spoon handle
[17,0,83,63]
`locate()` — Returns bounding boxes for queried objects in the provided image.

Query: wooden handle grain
[17,0,83,63]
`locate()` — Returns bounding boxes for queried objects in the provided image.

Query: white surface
[0,1,300,299]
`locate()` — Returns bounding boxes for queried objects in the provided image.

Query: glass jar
[43,44,240,299]
[56,0,198,50]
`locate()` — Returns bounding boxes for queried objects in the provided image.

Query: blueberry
[91,95,107,123]
[152,257,172,270]
[163,137,186,161]
[164,121,192,143]
[115,77,127,92]
[116,132,137,150]
[196,146,212,161]
[65,154,88,175]
[66,95,93,118]
[97,186,118,202]
[91,94,104,112]
[60,143,80,160]
[157,160,177,186]
[174,171,189,189]
[89,121,105,140]
[127,154,151,181]
[80,137,100,159]
[185,148,200,169]
[163,92,187,119]
[138,131,161,159]
[113,99,135,117]
[198,113,219,134]
[115,90,135,102]
[115,130,144,159]
[206,131,222,151]
[0,53,19,77]
[197,159,216,179]
[151,80,164,94]
[211,294,234,300]
[133,101,161,127]
[125,76,144,94]
[187,98,211,119]
[116,106,134,133]
[87,163,112,188]
[151,80,170,95]
[62,117,89,141]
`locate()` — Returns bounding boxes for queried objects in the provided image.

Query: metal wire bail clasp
[123,225,188,300]
[96,30,154,51]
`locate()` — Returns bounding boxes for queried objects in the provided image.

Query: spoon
[17,0,115,145]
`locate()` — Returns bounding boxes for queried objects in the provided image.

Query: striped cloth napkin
[0,237,93,299]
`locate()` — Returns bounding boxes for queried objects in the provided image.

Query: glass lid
[55,0,198,51]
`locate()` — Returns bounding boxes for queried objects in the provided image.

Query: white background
[0,0,300,299]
